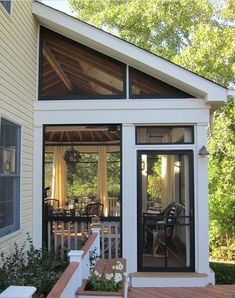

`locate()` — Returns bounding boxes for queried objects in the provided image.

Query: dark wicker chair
[85,202,104,217]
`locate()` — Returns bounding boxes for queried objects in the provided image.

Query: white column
[33,125,43,249]
[195,124,210,273]
[68,250,84,287]
[122,123,137,273]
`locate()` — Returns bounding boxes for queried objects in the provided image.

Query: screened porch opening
[138,151,194,272]
[43,124,121,258]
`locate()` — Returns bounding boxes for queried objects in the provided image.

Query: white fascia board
[32,1,227,103]
[34,98,209,111]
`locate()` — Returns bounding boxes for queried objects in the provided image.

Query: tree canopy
[69,0,235,260]
[69,0,235,86]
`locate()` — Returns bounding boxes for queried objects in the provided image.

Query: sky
[42,0,75,15]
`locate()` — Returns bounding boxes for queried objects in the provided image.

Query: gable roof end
[32,1,228,104]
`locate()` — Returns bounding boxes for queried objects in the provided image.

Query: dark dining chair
[153,202,183,256]
[84,202,104,231]
[85,202,104,218]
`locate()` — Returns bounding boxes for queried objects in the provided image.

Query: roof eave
[32,1,228,104]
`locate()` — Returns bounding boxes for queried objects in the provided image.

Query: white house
[0,0,228,288]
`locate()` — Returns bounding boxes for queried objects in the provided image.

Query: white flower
[112,265,116,270]
[114,272,123,283]
[105,273,114,281]
[115,262,124,271]
[94,270,99,276]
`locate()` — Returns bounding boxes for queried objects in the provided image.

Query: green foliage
[210,261,235,284]
[69,0,235,86]
[0,234,67,297]
[67,153,98,197]
[67,152,120,197]
[147,156,163,199]
[107,153,120,197]
[208,98,235,261]
[68,0,235,260]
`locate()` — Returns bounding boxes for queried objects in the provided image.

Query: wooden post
[68,250,83,288]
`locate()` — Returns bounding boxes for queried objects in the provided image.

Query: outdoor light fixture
[198,145,209,156]
[63,146,81,165]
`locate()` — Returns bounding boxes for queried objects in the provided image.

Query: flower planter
[77,279,125,298]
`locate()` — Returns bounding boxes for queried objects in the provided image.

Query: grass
[210,261,235,284]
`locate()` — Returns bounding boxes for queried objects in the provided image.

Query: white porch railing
[47,225,100,298]
[47,219,120,258]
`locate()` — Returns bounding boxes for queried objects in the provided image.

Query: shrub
[0,234,67,297]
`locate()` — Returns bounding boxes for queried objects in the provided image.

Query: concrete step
[130,272,209,287]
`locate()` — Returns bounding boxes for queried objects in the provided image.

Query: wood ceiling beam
[132,74,179,94]
[104,131,112,141]
[43,45,73,91]
[42,76,64,91]
[64,65,122,94]
[45,38,123,79]
[42,81,67,96]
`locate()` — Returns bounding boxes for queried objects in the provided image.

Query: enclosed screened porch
[43,124,121,258]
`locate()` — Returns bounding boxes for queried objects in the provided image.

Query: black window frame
[135,125,195,145]
[0,0,11,14]
[0,118,21,238]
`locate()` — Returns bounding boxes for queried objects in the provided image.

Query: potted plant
[77,260,128,298]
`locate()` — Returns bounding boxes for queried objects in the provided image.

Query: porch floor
[128,285,235,297]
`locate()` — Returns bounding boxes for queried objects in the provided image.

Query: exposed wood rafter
[43,44,73,91]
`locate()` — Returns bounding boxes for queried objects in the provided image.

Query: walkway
[128,285,235,298]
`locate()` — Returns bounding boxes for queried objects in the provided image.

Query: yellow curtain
[97,146,108,216]
[52,147,67,207]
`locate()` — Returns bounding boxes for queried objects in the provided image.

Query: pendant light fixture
[63,145,81,165]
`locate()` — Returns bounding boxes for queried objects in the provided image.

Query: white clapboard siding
[0,0,38,255]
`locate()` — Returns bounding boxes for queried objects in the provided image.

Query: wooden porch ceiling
[128,285,235,298]
[41,30,124,97]
[45,126,120,145]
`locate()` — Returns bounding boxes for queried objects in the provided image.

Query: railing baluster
[61,221,64,258]
[48,221,51,252]
[48,218,120,259]
[74,222,78,250]
[54,221,57,253]
[115,222,118,258]
[101,224,105,259]
[108,223,111,259]
[68,222,71,251]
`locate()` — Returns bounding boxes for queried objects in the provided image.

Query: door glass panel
[138,152,194,271]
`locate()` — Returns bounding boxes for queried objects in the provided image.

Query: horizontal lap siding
[0,0,38,255]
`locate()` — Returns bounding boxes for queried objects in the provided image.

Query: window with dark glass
[0,0,11,14]
[136,126,194,144]
[0,118,21,238]
[39,28,126,99]
[130,67,193,98]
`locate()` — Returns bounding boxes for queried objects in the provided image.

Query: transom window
[39,28,195,100]
[130,68,193,98]
[39,28,126,100]
[136,126,194,144]
[0,118,21,237]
